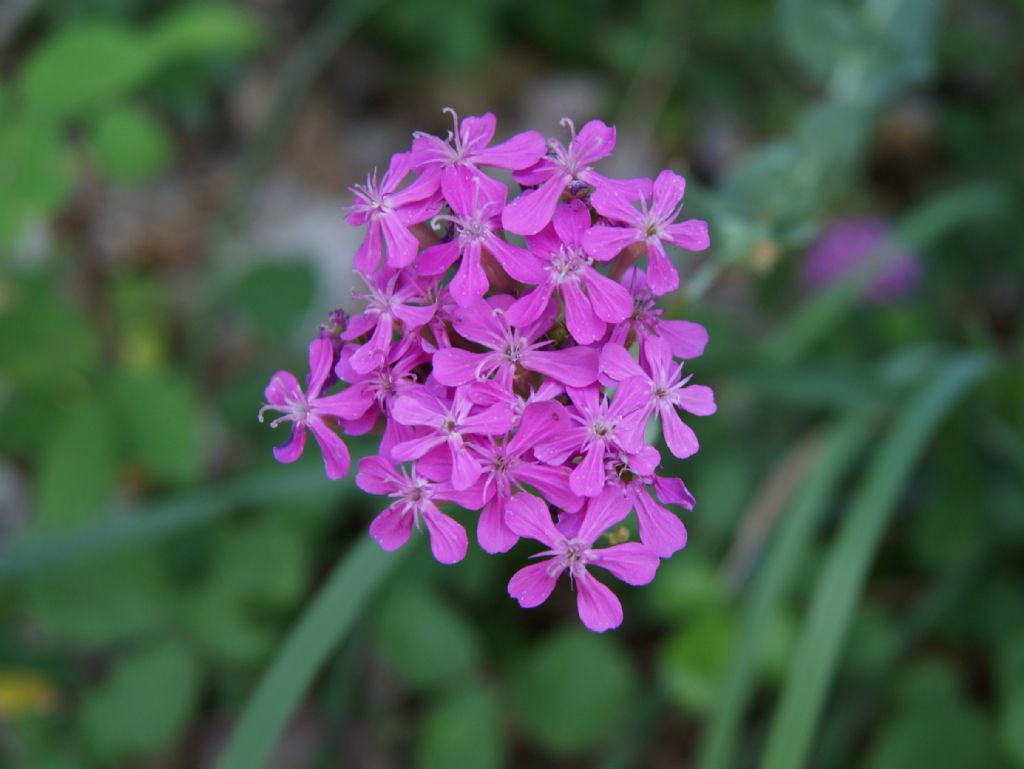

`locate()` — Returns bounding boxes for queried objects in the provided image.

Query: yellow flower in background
[0,670,58,719]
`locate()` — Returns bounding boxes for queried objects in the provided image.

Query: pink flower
[601,447,695,557]
[417,170,544,307]
[584,170,710,295]
[347,152,441,275]
[506,200,633,344]
[390,385,515,490]
[432,295,599,389]
[357,456,482,564]
[505,492,660,632]
[609,268,709,365]
[501,118,617,235]
[600,339,716,459]
[534,378,651,497]
[259,338,367,479]
[410,108,546,204]
[342,270,435,374]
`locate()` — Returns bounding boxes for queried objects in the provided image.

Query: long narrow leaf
[759,351,992,769]
[217,537,402,769]
[696,413,876,769]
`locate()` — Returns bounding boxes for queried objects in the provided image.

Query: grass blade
[216,537,403,769]
[0,461,346,584]
[696,413,876,769]
[758,351,992,769]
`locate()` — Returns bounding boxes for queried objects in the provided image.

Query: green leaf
[216,539,404,769]
[375,585,482,690]
[0,276,100,385]
[659,611,735,715]
[510,627,638,755]
[417,687,506,769]
[228,260,316,341]
[79,641,200,760]
[34,401,118,533]
[107,369,203,485]
[149,3,265,63]
[185,517,310,663]
[997,631,1024,767]
[864,700,1004,769]
[759,352,992,769]
[20,22,152,117]
[25,550,171,645]
[0,114,74,244]
[88,105,172,183]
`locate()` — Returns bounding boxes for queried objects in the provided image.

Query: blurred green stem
[696,413,876,769]
[758,350,993,769]
[216,538,403,769]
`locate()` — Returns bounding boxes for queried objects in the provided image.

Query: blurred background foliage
[0,0,1022,768]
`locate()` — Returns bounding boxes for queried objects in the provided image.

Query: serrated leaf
[417,687,506,769]
[79,641,200,760]
[510,627,637,754]
[34,401,117,533]
[375,585,481,690]
[20,22,152,117]
[88,105,172,183]
[107,369,203,485]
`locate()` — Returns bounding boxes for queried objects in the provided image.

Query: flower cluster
[259,109,715,632]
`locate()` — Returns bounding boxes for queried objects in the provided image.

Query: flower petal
[582,224,640,262]
[577,486,632,544]
[505,492,562,547]
[522,346,599,388]
[508,560,560,608]
[569,442,607,498]
[660,404,699,459]
[369,503,413,551]
[651,169,686,221]
[309,417,351,479]
[592,541,660,584]
[563,283,605,345]
[477,496,519,554]
[634,491,687,557]
[272,423,306,464]
[420,502,468,564]
[665,219,710,252]
[645,239,679,295]
[502,173,568,235]
[574,570,623,633]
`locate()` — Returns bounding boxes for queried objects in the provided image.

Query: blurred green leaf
[760,352,992,769]
[217,539,403,769]
[863,699,1004,769]
[25,550,171,645]
[375,585,482,690]
[417,686,506,769]
[34,401,117,533]
[998,631,1024,767]
[79,641,200,760]
[149,3,265,62]
[228,260,316,341]
[659,610,734,714]
[0,276,99,384]
[0,115,74,245]
[88,105,172,183]
[776,0,858,82]
[20,21,152,117]
[185,517,309,663]
[107,369,203,485]
[510,627,638,755]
